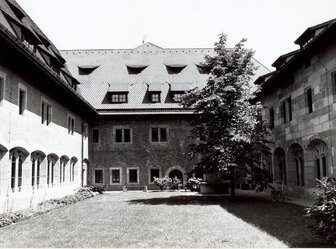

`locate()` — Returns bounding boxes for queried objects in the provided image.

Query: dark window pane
[112,169,120,183]
[160,128,167,142]
[306,88,313,113]
[322,155,327,177]
[150,169,160,182]
[19,90,25,114]
[116,129,122,142]
[95,170,103,183]
[93,129,99,143]
[151,128,158,142]
[129,169,138,183]
[31,160,35,186]
[18,157,22,187]
[287,97,292,121]
[124,129,131,142]
[11,156,16,188]
[41,102,45,123]
[37,161,40,185]
[269,107,274,129]
[71,118,75,134]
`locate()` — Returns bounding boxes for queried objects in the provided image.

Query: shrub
[306,177,336,244]
[85,185,106,194]
[153,176,172,191]
[185,178,202,192]
[153,176,182,191]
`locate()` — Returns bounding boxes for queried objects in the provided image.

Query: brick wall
[88,115,197,190]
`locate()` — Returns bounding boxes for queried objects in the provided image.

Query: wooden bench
[123,185,148,192]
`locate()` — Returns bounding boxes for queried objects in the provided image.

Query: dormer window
[149,92,160,103]
[110,92,128,103]
[6,0,25,21]
[171,91,185,103]
[195,64,211,74]
[78,65,99,75]
[164,64,187,74]
[126,65,148,74]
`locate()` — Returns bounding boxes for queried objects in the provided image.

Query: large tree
[182,34,273,195]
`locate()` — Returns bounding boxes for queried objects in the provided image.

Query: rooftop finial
[142,35,146,44]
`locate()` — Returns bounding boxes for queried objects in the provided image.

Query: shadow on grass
[128,193,333,248]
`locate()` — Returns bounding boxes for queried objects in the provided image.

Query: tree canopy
[182,33,272,192]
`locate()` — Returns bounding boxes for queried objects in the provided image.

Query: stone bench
[123,186,148,192]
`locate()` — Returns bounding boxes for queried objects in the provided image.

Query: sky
[16,0,336,70]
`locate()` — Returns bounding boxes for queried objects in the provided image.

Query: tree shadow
[128,193,333,248]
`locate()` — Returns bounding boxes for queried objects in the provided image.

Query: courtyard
[0,190,330,248]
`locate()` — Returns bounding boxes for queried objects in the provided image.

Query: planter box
[200,182,229,194]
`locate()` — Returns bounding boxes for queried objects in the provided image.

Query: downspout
[81,121,85,187]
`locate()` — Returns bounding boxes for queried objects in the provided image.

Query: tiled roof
[256,19,336,89]
[0,0,96,113]
[61,43,270,111]
[295,18,336,47]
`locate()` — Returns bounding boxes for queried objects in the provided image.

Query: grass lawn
[0,190,332,248]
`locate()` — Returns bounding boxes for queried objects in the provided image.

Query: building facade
[256,19,336,199]
[62,44,269,190]
[0,0,270,210]
[0,0,96,212]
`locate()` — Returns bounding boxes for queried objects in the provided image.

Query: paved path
[0,191,328,248]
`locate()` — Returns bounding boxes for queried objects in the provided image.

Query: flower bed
[0,186,103,228]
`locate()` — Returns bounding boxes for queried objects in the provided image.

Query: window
[269,107,274,129]
[280,97,292,123]
[115,128,131,143]
[95,169,103,184]
[41,100,52,125]
[128,168,139,184]
[18,87,27,115]
[171,92,185,103]
[68,115,75,135]
[305,87,313,113]
[165,65,186,74]
[0,76,4,106]
[110,92,128,103]
[60,157,68,184]
[150,168,160,183]
[93,129,99,143]
[11,151,26,191]
[11,155,16,189]
[126,65,147,74]
[110,168,122,184]
[149,92,160,103]
[151,127,168,142]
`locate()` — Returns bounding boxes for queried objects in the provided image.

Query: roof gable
[134,42,163,51]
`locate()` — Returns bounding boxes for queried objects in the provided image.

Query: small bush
[306,177,336,244]
[85,185,106,194]
[153,177,182,191]
[153,176,172,191]
[185,178,202,192]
